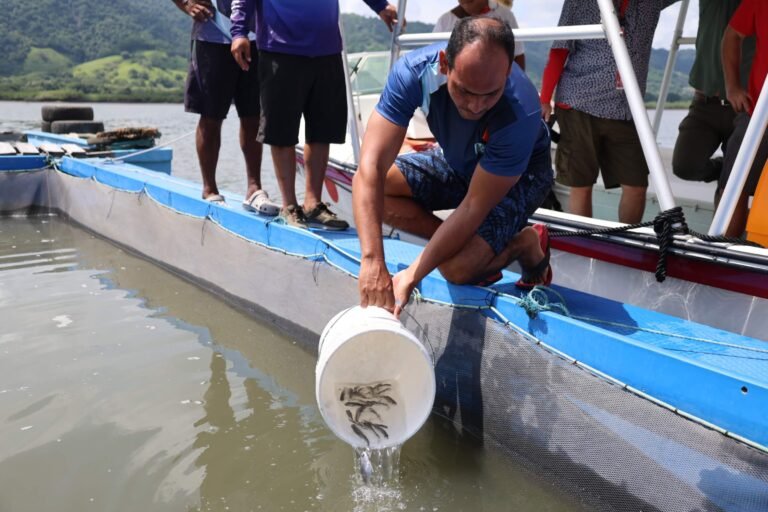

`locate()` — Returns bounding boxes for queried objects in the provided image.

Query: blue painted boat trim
[24,131,172,174]
[54,156,768,449]
[25,130,90,148]
[0,155,48,171]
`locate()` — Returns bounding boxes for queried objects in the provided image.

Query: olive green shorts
[554,107,649,189]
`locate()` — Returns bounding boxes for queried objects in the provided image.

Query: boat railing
[343,0,768,240]
[709,77,768,236]
[651,0,693,135]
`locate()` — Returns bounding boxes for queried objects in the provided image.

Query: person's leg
[232,42,266,200]
[720,121,768,236]
[303,142,329,212]
[239,116,263,199]
[271,145,299,208]
[554,107,599,218]
[257,51,307,212]
[718,113,750,236]
[303,54,350,228]
[672,101,728,182]
[618,185,647,224]
[599,118,648,224]
[568,186,593,218]
[197,117,223,199]
[184,41,237,200]
[382,164,443,239]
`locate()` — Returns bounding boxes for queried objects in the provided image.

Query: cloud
[340,0,701,48]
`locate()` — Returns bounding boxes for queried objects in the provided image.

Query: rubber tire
[50,120,104,134]
[41,105,94,123]
[41,121,52,133]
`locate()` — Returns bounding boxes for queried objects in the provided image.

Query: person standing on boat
[539,0,679,224]
[672,0,754,186]
[433,0,526,70]
[229,0,400,229]
[173,0,278,212]
[353,17,554,316]
[719,0,768,237]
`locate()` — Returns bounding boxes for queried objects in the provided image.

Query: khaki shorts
[554,107,648,189]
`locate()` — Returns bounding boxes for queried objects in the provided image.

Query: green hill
[0,3,695,104]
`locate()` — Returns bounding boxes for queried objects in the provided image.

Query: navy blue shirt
[376,44,549,180]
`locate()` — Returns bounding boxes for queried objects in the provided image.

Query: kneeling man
[353,17,554,316]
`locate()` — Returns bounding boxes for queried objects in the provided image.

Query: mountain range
[0,0,694,103]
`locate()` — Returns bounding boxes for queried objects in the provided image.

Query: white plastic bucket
[316,306,435,449]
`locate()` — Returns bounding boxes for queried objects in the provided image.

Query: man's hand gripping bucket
[315,306,436,449]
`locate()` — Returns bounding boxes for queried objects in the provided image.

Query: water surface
[0,215,586,512]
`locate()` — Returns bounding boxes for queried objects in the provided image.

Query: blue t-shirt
[193,0,255,44]
[376,43,549,179]
[230,0,388,56]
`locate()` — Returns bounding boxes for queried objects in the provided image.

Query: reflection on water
[0,215,585,511]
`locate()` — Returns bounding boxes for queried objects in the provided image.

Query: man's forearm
[352,161,386,263]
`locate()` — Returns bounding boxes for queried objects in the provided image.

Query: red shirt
[729,0,768,106]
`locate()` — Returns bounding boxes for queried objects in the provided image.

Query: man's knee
[198,117,223,136]
[384,164,412,197]
[438,258,476,285]
[672,153,709,181]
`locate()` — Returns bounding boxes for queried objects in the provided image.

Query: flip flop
[515,224,553,290]
[242,189,279,216]
[205,194,226,204]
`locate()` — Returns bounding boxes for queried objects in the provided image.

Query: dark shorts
[395,147,554,254]
[720,113,768,196]
[257,51,347,146]
[185,40,260,120]
[555,107,648,189]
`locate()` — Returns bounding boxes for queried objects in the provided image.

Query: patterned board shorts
[395,147,554,254]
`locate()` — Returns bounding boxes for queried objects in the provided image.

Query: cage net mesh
[2,169,767,511]
[401,302,768,512]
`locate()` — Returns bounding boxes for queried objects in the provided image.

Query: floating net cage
[1,165,767,511]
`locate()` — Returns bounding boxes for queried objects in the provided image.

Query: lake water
[0,100,688,206]
[0,211,589,511]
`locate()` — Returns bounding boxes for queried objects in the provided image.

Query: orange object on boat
[746,160,768,246]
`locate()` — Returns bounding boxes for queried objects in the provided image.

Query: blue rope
[517,286,571,319]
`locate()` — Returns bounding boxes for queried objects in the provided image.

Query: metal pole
[652,0,690,135]
[389,0,407,71]
[708,78,768,236]
[339,18,361,165]
[596,0,677,212]
[397,25,606,46]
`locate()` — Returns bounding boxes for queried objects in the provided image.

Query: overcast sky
[339,0,700,48]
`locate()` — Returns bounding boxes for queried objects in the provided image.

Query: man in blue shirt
[353,18,554,316]
[173,0,278,213]
[230,0,398,229]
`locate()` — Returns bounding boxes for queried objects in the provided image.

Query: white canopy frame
[340,0,768,237]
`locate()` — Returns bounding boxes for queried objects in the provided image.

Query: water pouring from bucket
[316,306,435,456]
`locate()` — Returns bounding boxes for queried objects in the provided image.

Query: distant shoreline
[1,97,694,110]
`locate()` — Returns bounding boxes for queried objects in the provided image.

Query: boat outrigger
[1,0,767,510]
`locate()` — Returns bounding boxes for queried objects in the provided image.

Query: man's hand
[231,37,251,72]
[378,4,403,32]
[727,86,753,114]
[186,0,214,21]
[359,257,395,313]
[541,102,553,122]
[392,267,417,319]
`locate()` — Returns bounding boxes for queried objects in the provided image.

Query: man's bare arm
[171,0,213,22]
[352,110,407,310]
[722,25,751,113]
